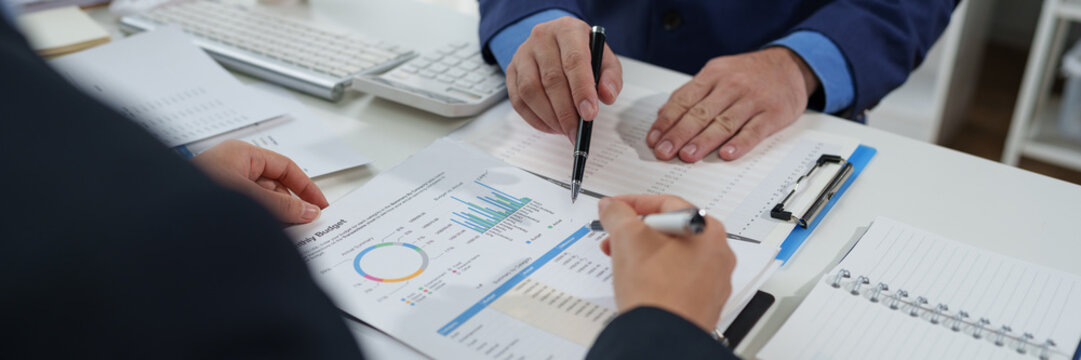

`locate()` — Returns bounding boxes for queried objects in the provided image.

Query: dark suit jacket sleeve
[0,15,365,359]
[477,0,582,63]
[789,0,958,117]
[587,307,739,360]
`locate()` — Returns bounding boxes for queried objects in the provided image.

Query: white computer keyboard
[351,42,507,117]
[120,0,507,117]
[119,0,415,101]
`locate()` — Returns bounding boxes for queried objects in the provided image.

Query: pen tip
[570,182,580,203]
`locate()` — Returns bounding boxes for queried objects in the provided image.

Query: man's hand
[598,195,736,332]
[646,47,819,162]
[505,17,623,142]
[192,140,329,224]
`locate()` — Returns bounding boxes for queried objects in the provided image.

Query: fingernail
[578,99,593,119]
[598,197,611,211]
[301,203,320,221]
[569,128,577,143]
[721,145,736,157]
[605,80,617,96]
[647,130,661,145]
[657,140,673,156]
[680,144,697,158]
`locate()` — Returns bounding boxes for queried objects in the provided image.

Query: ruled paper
[760,217,1081,360]
[455,84,859,244]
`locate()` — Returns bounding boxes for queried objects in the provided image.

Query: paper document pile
[50,28,369,176]
[287,138,779,359]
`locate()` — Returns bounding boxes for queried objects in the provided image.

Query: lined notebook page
[760,217,1081,360]
[459,84,859,243]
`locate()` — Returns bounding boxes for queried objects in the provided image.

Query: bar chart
[450,181,532,234]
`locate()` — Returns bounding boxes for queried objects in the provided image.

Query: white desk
[88,0,1081,358]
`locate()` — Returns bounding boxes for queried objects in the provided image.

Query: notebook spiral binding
[828,269,1063,359]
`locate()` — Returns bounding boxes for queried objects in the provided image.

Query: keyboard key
[419,69,437,79]
[464,73,486,83]
[459,61,481,71]
[429,63,449,73]
[479,79,505,91]
[446,68,466,78]
[356,53,387,64]
[454,80,473,89]
[437,74,456,83]
[350,60,376,70]
[440,57,461,66]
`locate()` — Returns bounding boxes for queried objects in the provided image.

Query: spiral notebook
[760,217,1081,360]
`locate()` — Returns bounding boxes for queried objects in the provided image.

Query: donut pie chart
[353,242,429,282]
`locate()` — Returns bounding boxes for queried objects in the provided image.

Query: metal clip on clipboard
[770,154,854,228]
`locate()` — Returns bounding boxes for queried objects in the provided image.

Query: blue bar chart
[450,181,532,233]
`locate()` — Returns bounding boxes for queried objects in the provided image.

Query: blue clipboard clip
[774,145,877,263]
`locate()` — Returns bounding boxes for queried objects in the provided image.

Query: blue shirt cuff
[769,31,854,114]
[489,9,576,72]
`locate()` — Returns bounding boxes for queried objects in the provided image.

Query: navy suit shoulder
[0,17,364,359]
[477,0,957,118]
[793,0,958,117]
[587,307,738,360]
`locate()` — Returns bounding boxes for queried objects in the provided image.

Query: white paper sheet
[452,84,860,245]
[760,217,1081,360]
[50,28,283,146]
[286,138,778,359]
[175,84,371,177]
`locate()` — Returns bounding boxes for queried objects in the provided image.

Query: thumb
[598,197,647,256]
[261,189,321,224]
[598,197,637,229]
[598,45,622,105]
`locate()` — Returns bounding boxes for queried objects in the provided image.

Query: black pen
[571,25,606,203]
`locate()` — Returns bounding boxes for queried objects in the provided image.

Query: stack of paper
[51,28,282,146]
[176,84,371,177]
[16,6,110,58]
[286,138,778,358]
[50,28,369,175]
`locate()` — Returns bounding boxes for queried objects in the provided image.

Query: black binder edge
[722,290,775,349]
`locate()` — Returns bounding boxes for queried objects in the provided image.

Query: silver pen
[588,207,707,236]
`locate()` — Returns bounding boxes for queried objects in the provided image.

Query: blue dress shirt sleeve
[488,8,576,72]
[769,30,855,114]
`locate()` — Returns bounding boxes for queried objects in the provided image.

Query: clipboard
[773,145,877,263]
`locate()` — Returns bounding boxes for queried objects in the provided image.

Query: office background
[12,0,1081,358]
